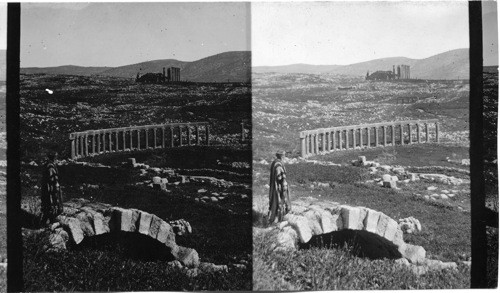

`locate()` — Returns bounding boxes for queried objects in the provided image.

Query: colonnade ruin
[299,119,439,158]
[70,122,210,159]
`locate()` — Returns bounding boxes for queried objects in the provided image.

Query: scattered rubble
[398,217,422,234]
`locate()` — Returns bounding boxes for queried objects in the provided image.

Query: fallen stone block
[75,211,95,237]
[57,215,85,244]
[172,246,200,268]
[395,258,410,267]
[382,174,392,182]
[199,262,228,273]
[48,228,69,251]
[169,219,192,235]
[400,243,426,263]
[383,181,397,188]
[128,158,136,166]
[153,182,167,190]
[275,226,298,251]
[284,214,312,243]
[152,176,162,184]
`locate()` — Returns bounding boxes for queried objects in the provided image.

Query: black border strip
[469,1,487,288]
[6,3,22,292]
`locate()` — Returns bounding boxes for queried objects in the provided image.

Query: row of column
[71,124,209,159]
[300,121,439,158]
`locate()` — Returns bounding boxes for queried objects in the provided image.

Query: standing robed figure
[268,150,291,224]
[41,151,63,224]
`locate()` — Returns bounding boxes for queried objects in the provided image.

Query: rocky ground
[252,73,469,159]
[21,147,252,291]
[252,73,471,290]
[19,74,252,291]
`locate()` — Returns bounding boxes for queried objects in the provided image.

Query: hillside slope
[254,49,469,80]
[21,65,110,76]
[21,51,251,83]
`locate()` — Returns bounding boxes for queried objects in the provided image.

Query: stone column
[84,134,89,156]
[339,130,343,150]
[351,129,356,149]
[91,134,96,155]
[79,135,84,157]
[122,131,126,151]
[179,126,183,146]
[153,128,157,148]
[306,134,310,155]
[359,128,363,148]
[97,133,101,153]
[331,130,337,151]
[128,130,133,150]
[137,130,141,150]
[70,134,76,159]
[300,133,306,158]
[108,132,112,152]
[82,134,89,156]
[382,126,386,147]
[187,125,192,146]
[314,133,319,154]
[435,122,439,143]
[391,125,395,146]
[321,133,325,152]
[205,125,210,146]
[367,128,371,148]
[115,131,119,151]
[416,123,421,143]
[145,129,149,149]
[425,123,430,142]
[400,124,404,145]
[408,124,413,144]
[195,126,200,145]
[162,127,166,148]
[375,126,379,147]
[170,127,174,147]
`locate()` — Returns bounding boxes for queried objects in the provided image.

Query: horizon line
[20,50,250,69]
[252,47,469,68]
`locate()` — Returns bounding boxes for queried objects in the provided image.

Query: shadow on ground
[299,229,402,260]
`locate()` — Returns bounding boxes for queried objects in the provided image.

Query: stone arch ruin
[269,197,426,264]
[50,198,199,267]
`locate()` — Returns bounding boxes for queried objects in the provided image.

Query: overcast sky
[0,3,5,50]
[252,1,470,66]
[483,1,498,66]
[21,2,250,67]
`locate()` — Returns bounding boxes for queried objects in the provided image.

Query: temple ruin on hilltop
[136,67,181,84]
[366,65,410,81]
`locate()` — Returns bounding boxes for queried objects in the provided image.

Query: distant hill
[21,51,251,83]
[0,50,5,81]
[22,65,111,76]
[254,48,469,80]
[253,64,341,74]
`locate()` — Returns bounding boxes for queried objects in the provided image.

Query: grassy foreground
[22,147,252,291]
[253,144,470,290]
